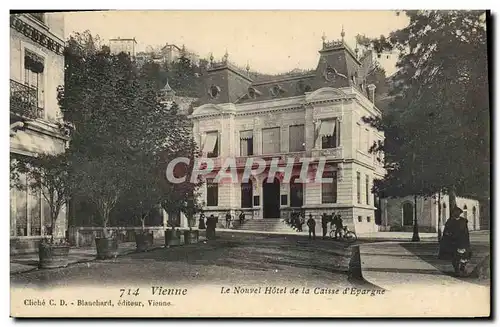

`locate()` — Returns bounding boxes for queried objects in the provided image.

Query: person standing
[207,214,216,240]
[198,212,206,230]
[225,211,232,229]
[307,214,316,240]
[332,214,344,240]
[297,213,305,232]
[439,206,471,260]
[239,211,245,225]
[321,212,329,239]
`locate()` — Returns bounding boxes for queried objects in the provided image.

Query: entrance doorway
[263,177,280,218]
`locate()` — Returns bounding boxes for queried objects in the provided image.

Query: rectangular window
[29,185,41,236]
[262,127,281,154]
[357,123,362,151]
[202,131,219,158]
[357,172,361,204]
[366,175,370,205]
[367,216,371,223]
[241,182,253,208]
[365,128,370,152]
[206,178,218,207]
[358,216,362,222]
[289,124,305,152]
[320,119,339,149]
[14,175,28,236]
[321,171,337,204]
[24,49,45,111]
[240,130,253,156]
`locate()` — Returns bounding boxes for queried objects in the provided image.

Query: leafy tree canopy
[363,11,489,206]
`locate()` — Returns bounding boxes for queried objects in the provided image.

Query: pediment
[191,103,224,116]
[305,87,347,102]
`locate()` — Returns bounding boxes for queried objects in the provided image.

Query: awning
[24,51,44,74]
[318,120,336,137]
[240,130,253,140]
[202,133,218,153]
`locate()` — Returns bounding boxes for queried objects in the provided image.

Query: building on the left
[10,13,70,254]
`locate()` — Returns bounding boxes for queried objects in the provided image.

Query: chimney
[367,84,376,103]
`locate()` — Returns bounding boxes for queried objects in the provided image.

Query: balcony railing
[10,79,44,119]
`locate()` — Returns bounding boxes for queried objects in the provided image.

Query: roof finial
[246,60,250,75]
[209,52,214,63]
[354,39,359,58]
[321,32,327,44]
[341,25,345,41]
[223,49,229,63]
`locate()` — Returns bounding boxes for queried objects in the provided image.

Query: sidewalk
[354,241,490,291]
[10,236,207,275]
[216,227,438,241]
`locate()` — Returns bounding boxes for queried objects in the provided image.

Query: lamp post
[412,194,420,241]
[411,152,420,242]
[437,191,442,241]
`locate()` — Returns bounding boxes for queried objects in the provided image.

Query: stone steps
[237,219,300,233]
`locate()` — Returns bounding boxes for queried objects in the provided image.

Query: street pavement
[10,231,490,291]
[357,230,490,290]
[11,233,373,290]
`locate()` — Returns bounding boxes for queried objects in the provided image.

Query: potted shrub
[134,214,154,252]
[127,183,160,252]
[73,157,129,260]
[13,154,72,269]
[164,213,182,247]
[183,196,202,244]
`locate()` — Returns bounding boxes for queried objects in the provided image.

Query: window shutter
[289,125,305,152]
[262,127,280,154]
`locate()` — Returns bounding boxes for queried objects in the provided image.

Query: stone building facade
[109,37,137,58]
[381,195,481,233]
[10,13,70,254]
[189,34,386,234]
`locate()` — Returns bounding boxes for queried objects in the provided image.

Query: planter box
[135,231,154,252]
[184,229,199,244]
[38,243,70,269]
[165,229,182,247]
[95,237,118,259]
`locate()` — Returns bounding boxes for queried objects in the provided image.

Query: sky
[62,11,409,76]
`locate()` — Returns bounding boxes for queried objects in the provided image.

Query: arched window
[463,205,468,219]
[402,202,414,226]
[442,203,447,221]
[241,180,253,208]
[290,176,303,208]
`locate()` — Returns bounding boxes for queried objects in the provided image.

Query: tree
[166,52,201,97]
[363,11,489,214]
[154,103,203,229]
[59,32,203,232]
[12,153,71,243]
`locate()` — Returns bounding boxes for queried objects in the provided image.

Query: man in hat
[321,213,329,239]
[438,206,471,260]
[307,214,316,240]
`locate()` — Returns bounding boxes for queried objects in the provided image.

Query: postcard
[9,10,490,318]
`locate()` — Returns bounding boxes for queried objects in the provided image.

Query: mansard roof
[199,36,377,105]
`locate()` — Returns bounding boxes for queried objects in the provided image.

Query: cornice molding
[10,15,65,56]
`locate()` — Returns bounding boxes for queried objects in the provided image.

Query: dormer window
[270,84,284,97]
[248,87,256,99]
[209,85,221,99]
